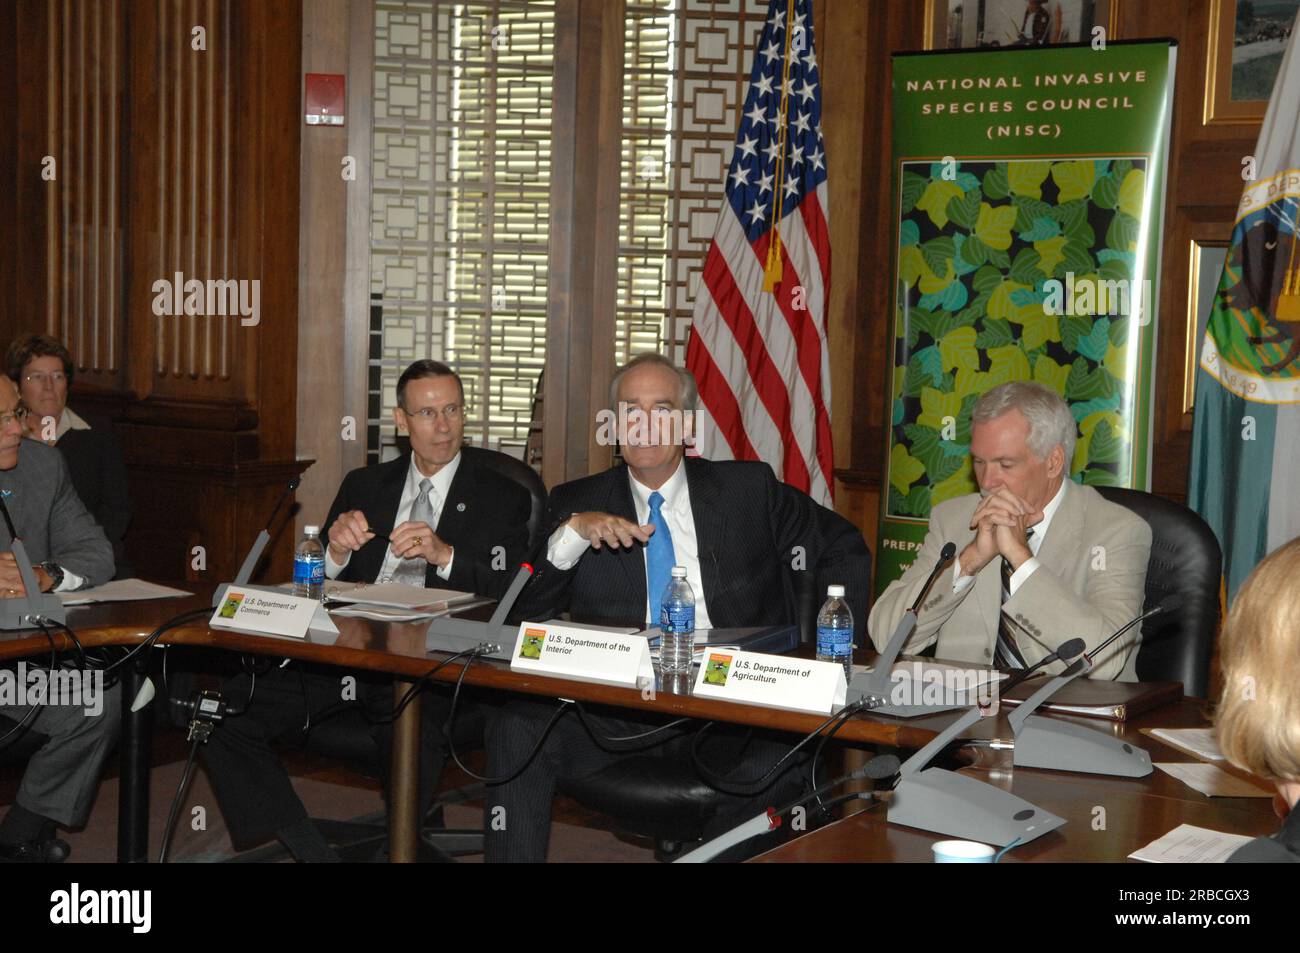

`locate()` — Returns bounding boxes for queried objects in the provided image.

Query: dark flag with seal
[1190,8,1300,602]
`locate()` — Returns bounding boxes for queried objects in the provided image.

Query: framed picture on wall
[1184,239,1230,415]
[1204,0,1300,124]
[925,0,1117,50]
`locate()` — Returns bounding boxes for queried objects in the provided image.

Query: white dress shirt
[52,406,93,443]
[953,477,1069,596]
[325,452,460,583]
[546,459,714,629]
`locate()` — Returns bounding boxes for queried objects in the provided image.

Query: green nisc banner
[875,41,1176,595]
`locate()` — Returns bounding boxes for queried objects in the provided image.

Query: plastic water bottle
[816,584,854,680]
[293,525,326,602]
[659,566,696,675]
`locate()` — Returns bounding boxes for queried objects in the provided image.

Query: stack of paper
[330,602,484,622]
[1144,727,1225,761]
[1129,824,1254,863]
[1153,763,1273,798]
[324,580,479,610]
[59,579,193,606]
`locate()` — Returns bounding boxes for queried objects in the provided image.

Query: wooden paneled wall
[0,0,308,583]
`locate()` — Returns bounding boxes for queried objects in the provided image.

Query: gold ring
[414,536,423,546]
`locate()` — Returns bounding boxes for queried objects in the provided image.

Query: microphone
[856,541,956,703]
[0,490,18,540]
[486,562,534,628]
[675,754,902,863]
[998,636,1086,695]
[1003,598,1178,724]
[783,753,901,813]
[1005,599,1168,777]
[426,562,537,657]
[263,477,301,533]
[215,477,302,606]
[1084,593,1181,667]
[909,541,958,615]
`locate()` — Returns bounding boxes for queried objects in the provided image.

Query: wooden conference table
[755,699,1280,862]
[0,583,1270,862]
[0,584,938,862]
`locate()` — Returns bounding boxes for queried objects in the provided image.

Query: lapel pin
[456,502,466,512]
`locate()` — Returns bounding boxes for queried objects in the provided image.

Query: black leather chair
[458,445,549,556]
[558,551,871,860]
[1095,486,1222,698]
[234,444,547,862]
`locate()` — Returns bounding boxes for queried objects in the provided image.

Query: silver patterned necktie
[994,528,1035,669]
[387,477,436,586]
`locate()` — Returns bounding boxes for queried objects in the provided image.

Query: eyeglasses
[0,407,30,427]
[23,372,66,386]
[405,404,462,422]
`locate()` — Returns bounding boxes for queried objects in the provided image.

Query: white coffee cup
[932,840,996,863]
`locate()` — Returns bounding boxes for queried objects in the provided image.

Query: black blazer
[322,449,531,600]
[1229,801,1300,863]
[517,457,870,634]
[56,413,133,578]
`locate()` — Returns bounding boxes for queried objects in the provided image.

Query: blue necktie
[645,491,677,612]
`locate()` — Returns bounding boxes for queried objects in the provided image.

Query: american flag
[686,0,833,506]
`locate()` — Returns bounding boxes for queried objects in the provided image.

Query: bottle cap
[671,566,687,577]
[304,525,320,535]
[827,584,845,597]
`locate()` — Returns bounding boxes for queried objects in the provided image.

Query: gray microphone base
[426,616,518,661]
[888,768,1066,847]
[1013,715,1153,777]
[0,591,66,630]
[845,673,970,718]
[846,688,968,718]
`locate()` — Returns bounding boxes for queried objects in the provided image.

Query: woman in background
[1217,536,1300,862]
[6,333,132,578]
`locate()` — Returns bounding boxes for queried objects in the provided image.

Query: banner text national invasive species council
[876,42,1176,594]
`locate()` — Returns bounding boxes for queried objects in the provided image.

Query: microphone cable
[291,648,488,734]
[809,698,878,816]
[102,606,214,677]
[572,701,693,750]
[158,734,202,864]
[0,623,60,749]
[688,698,872,797]
[35,618,86,672]
[220,661,258,718]
[445,650,572,785]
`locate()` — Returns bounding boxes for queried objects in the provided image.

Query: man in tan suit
[869,381,1151,680]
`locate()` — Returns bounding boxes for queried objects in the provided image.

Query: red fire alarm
[305,73,346,126]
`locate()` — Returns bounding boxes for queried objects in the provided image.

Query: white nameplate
[693,650,846,715]
[510,622,655,689]
[210,587,318,640]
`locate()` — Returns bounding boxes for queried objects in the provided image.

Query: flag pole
[763,0,797,292]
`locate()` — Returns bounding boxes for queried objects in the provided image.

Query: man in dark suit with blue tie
[203,360,531,861]
[484,353,869,862]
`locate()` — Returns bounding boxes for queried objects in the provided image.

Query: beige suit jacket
[867,481,1152,681]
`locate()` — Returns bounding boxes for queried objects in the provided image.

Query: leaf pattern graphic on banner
[887,157,1149,518]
